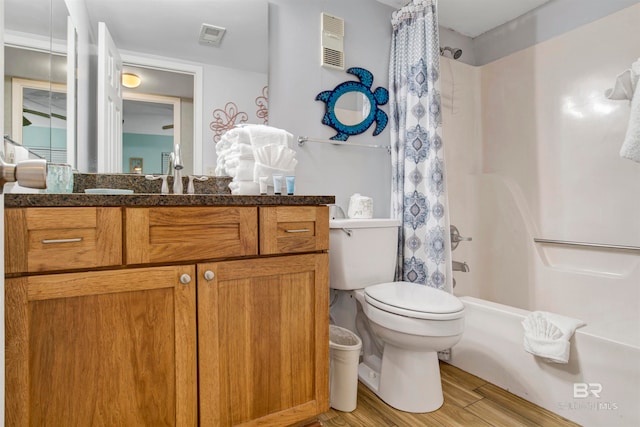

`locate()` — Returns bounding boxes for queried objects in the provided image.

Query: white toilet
[329,218,465,413]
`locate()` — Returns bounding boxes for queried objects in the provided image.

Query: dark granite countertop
[4,173,335,208]
[4,193,335,208]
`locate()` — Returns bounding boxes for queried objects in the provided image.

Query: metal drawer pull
[285,229,311,233]
[41,237,83,244]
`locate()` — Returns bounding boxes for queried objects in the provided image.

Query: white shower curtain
[389,0,453,291]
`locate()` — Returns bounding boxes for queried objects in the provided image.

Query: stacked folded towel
[522,311,585,364]
[253,144,297,185]
[215,125,297,195]
[605,57,640,163]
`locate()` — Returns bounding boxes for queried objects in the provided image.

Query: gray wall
[269,0,395,217]
[266,0,637,216]
[473,0,639,65]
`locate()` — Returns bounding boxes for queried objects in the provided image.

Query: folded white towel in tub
[522,311,585,363]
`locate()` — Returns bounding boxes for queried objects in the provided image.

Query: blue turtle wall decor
[316,67,389,141]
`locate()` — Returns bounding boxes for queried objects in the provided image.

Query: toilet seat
[364,281,464,320]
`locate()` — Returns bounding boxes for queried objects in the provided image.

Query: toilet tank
[329,218,401,290]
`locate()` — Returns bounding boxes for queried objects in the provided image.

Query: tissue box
[347,193,373,218]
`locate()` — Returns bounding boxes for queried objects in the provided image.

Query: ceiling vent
[199,23,226,47]
[321,13,344,70]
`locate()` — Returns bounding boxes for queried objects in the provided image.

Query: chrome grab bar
[534,238,640,252]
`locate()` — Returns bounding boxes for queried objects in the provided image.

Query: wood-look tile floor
[318,362,581,427]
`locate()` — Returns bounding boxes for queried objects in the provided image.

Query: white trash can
[329,325,362,412]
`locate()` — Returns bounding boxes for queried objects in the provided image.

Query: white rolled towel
[522,311,585,363]
[226,143,254,159]
[228,180,260,195]
[220,127,251,146]
[252,144,297,184]
[227,159,255,181]
[246,124,293,150]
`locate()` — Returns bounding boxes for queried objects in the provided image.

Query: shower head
[440,46,462,60]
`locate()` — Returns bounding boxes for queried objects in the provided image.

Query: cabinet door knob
[203,270,215,281]
[180,274,192,285]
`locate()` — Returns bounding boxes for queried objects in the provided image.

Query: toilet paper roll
[347,193,373,219]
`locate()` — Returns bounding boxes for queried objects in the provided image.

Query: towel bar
[297,136,391,153]
[534,238,640,252]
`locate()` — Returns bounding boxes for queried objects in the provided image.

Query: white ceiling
[377,0,552,38]
[5,0,269,74]
[83,0,269,74]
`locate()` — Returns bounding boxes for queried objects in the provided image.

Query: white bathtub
[449,296,640,427]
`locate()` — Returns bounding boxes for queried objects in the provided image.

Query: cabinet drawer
[125,206,258,264]
[5,207,122,274]
[259,206,329,255]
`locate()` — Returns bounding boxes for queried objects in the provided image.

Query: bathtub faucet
[452,260,470,272]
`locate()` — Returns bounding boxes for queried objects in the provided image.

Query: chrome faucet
[452,260,470,272]
[168,143,184,194]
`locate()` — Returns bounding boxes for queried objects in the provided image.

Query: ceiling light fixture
[122,73,141,88]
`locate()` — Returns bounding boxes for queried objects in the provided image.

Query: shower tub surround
[440,5,640,427]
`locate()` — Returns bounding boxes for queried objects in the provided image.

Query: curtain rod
[534,238,640,252]
[297,136,391,154]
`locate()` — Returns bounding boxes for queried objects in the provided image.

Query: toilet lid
[364,281,464,320]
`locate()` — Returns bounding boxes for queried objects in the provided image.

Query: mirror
[334,92,371,126]
[4,0,71,163]
[4,0,269,176]
[315,67,389,141]
[123,88,189,175]
[12,78,67,162]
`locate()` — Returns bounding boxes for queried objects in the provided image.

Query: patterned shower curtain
[389,0,453,292]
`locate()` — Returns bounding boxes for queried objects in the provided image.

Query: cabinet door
[5,266,197,426]
[198,254,329,427]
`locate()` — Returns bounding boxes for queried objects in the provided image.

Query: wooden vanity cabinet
[4,207,122,274]
[5,204,329,427]
[197,254,329,426]
[259,206,329,255]
[5,266,198,426]
[125,206,258,264]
